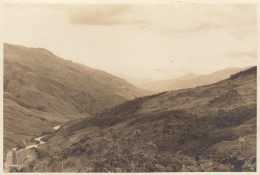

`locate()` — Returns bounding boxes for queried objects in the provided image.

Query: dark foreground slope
[4,44,149,160]
[32,67,256,172]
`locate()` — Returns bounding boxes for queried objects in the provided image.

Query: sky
[4,2,257,84]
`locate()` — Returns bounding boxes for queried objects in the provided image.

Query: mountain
[4,43,149,115]
[31,67,256,172]
[3,43,149,161]
[140,67,251,92]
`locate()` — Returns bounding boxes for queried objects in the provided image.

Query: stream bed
[25,124,60,149]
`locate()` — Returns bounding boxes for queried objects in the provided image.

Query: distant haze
[4,3,257,82]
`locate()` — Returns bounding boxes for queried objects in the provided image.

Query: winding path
[4,125,61,172]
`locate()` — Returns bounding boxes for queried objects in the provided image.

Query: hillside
[4,43,149,115]
[3,43,149,161]
[140,67,250,92]
[31,67,256,172]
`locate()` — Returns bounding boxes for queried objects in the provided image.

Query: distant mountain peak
[139,66,252,92]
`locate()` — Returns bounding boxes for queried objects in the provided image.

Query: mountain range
[140,67,251,92]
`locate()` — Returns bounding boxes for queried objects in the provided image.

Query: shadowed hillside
[31,67,256,172]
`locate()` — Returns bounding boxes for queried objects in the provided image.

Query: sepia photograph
[2,0,258,172]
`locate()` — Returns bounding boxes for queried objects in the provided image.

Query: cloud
[68,4,140,26]
[66,4,256,30]
[228,49,256,59]
[151,4,257,36]
[19,3,256,39]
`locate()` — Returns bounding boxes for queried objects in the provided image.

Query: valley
[3,44,256,172]
[3,0,260,174]
[28,67,256,172]
[3,2,257,173]
[3,44,150,168]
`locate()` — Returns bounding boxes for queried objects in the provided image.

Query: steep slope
[3,91,88,161]
[4,43,149,115]
[32,67,256,172]
[3,43,149,161]
[140,67,250,92]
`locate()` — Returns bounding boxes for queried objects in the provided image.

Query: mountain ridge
[140,66,252,92]
[4,43,149,115]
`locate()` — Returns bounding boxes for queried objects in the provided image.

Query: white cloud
[65,4,256,36]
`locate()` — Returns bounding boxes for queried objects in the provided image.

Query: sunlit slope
[4,43,149,115]
[3,43,149,162]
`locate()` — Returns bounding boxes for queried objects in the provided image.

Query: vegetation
[30,67,256,172]
[4,43,149,160]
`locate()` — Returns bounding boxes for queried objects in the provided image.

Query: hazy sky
[4,2,257,83]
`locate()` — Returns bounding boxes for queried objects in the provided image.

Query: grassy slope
[4,43,149,115]
[3,95,87,161]
[32,67,256,172]
[3,43,149,161]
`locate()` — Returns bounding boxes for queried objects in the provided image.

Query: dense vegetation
[31,67,256,172]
